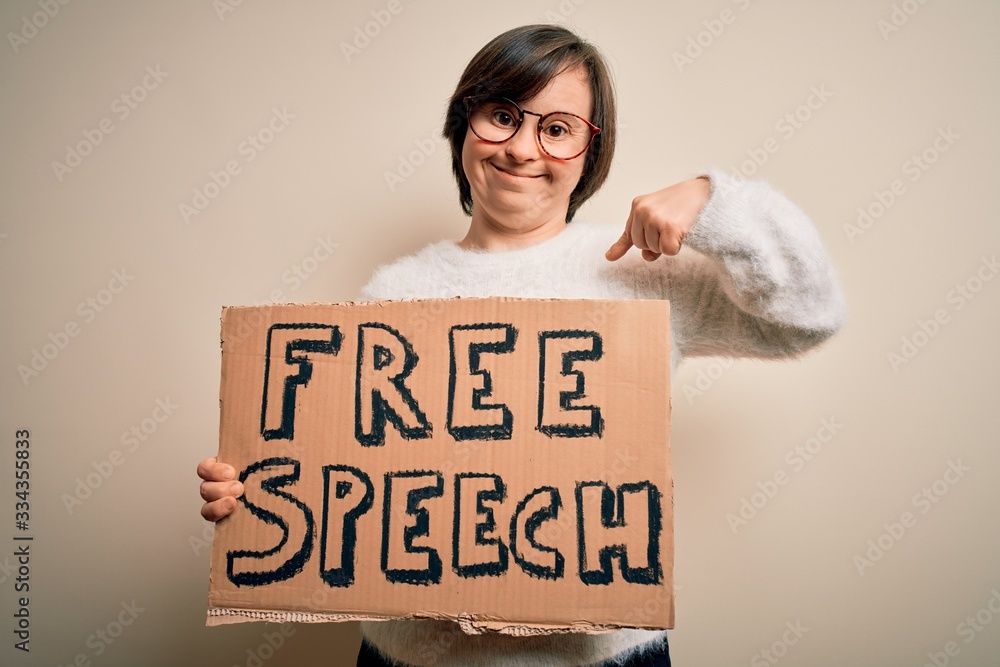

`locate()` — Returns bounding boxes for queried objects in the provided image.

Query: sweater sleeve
[662,167,846,359]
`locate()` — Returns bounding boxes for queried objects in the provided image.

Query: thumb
[605,229,633,262]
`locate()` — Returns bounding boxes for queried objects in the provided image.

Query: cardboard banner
[207,297,673,632]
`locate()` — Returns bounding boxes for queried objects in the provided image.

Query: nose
[504,112,542,162]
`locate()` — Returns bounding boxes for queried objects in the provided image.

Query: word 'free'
[260,322,607,445]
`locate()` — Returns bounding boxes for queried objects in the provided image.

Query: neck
[458,209,569,252]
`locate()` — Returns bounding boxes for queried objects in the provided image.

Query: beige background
[1,1,997,666]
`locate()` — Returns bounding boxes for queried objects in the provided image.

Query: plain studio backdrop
[1,1,998,666]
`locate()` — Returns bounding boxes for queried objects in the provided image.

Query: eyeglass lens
[468,98,594,160]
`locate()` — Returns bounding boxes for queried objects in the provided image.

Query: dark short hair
[442,24,617,222]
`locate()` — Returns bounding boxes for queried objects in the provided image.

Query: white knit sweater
[356,167,846,667]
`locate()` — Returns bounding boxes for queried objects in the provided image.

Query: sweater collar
[436,220,590,267]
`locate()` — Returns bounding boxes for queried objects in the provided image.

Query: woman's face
[462,65,593,232]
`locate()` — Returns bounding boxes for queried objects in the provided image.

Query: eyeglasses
[464,95,600,161]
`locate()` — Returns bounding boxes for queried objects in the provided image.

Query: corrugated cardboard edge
[206,607,621,635]
[220,295,594,312]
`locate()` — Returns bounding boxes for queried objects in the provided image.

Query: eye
[541,118,576,141]
[491,109,516,127]
[542,123,569,139]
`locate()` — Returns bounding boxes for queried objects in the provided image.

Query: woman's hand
[605,176,711,262]
[198,456,244,522]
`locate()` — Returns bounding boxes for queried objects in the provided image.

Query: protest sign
[207,297,673,632]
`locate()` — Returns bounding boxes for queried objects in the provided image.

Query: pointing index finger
[605,211,635,261]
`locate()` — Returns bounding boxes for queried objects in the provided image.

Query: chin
[488,203,554,228]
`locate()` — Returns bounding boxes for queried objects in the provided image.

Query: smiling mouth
[492,163,544,179]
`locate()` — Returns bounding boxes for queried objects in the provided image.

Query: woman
[199,24,845,667]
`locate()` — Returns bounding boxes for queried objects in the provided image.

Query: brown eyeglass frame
[463,95,601,161]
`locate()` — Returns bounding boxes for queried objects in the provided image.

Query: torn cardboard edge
[206,607,624,635]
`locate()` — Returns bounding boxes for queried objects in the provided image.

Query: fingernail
[230,482,243,496]
[223,467,235,480]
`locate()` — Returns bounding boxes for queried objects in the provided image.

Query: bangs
[473,41,590,105]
